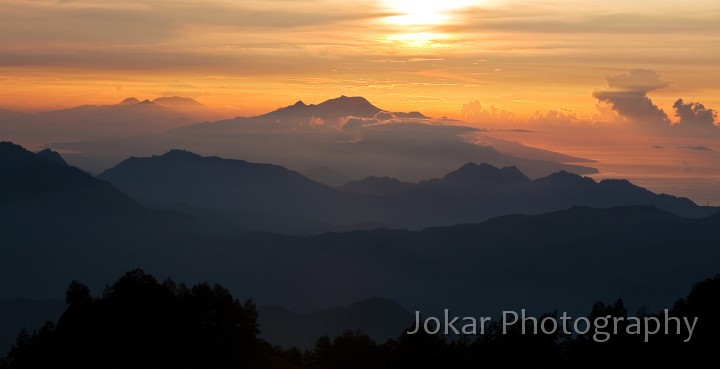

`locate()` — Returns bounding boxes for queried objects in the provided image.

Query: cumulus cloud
[529,109,587,125]
[673,99,718,126]
[461,100,517,124]
[592,69,670,126]
[304,117,327,128]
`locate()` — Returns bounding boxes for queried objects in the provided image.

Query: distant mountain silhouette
[423,162,531,187]
[382,162,715,226]
[0,98,196,141]
[35,148,68,166]
[49,96,598,178]
[118,97,140,105]
[393,111,428,119]
[338,176,416,196]
[98,150,715,231]
[259,95,383,123]
[0,108,23,122]
[153,96,224,122]
[303,166,354,187]
[259,298,412,350]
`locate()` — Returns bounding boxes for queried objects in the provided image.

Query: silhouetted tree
[309,330,381,369]
[5,271,720,369]
[0,269,266,369]
[65,281,91,306]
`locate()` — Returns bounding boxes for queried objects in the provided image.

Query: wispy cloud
[1,0,719,119]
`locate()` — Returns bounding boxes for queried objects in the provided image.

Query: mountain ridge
[36,148,68,166]
[45,95,599,180]
[3,145,720,325]
[0,98,197,141]
[97,149,715,232]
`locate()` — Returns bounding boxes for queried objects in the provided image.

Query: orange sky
[1,0,719,121]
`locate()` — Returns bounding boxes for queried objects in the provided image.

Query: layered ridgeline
[3,141,720,323]
[35,149,68,166]
[49,96,598,179]
[0,141,249,299]
[98,150,715,233]
[0,97,219,142]
[98,149,388,234]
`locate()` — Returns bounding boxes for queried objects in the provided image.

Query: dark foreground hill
[0,299,65,356]
[259,298,412,350]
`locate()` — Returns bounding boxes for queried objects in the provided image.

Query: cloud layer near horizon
[0,0,718,119]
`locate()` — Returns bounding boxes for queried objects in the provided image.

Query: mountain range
[0,108,23,122]
[35,96,598,180]
[0,97,221,143]
[338,176,416,196]
[3,90,719,360]
[97,149,716,232]
[2,141,720,322]
[0,141,248,299]
[152,96,225,122]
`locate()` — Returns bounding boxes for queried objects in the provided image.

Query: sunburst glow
[384,32,448,47]
[382,0,482,26]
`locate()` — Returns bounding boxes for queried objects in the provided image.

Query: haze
[1,0,719,203]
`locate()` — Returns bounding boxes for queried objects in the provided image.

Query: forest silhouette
[2,270,718,368]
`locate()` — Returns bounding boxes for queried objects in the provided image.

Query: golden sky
[1,0,719,121]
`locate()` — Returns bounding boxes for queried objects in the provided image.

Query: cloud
[341,116,380,130]
[305,117,327,128]
[369,58,444,63]
[162,82,203,98]
[445,9,719,35]
[677,146,712,151]
[673,99,718,126]
[373,111,396,121]
[341,113,451,131]
[460,100,517,124]
[529,109,587,125]
[592,69,670,126]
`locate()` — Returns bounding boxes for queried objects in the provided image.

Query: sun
[382,0,482,26]
[379,0,482,47]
